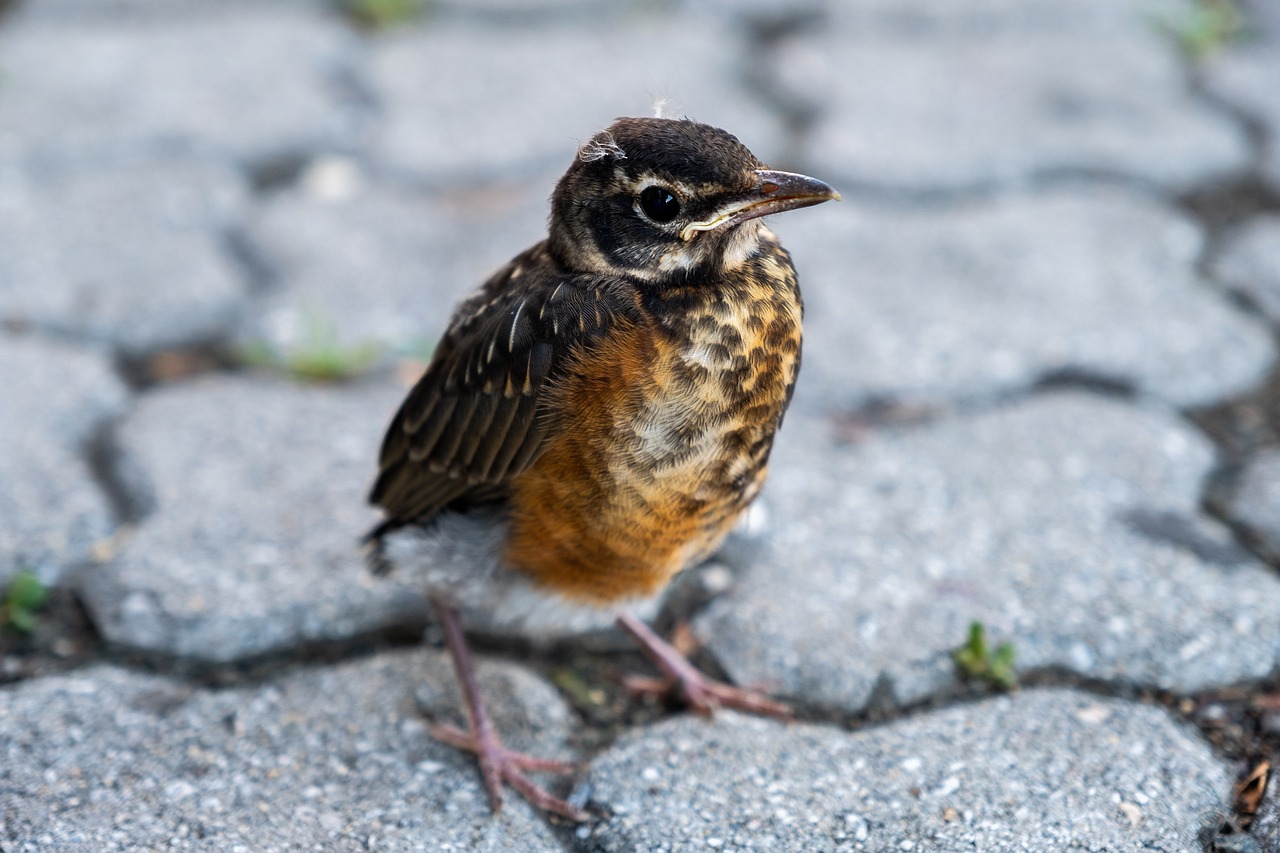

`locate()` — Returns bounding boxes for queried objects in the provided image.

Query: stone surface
[0,336,127,587]
[774,15,1246,192]
[366,10,786,184]
[1252,769,1280,852]
[0,157,248,357]
[4,0,1280,846]
[585,690,1230,852]
[1211,215,1280,325]
[0,649,572,851]
[701,393,1280,712]
[1221,449,1280,565]
[75,375,429,662]
[803,0,1198,33]
[784,186,1271,410]
[240,171,549,359]
[1205,32,1280,189]
[0,9,361,167]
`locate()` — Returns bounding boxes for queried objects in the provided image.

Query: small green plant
[550,668,607,709]
[2,571,49,634]
[1154,0,1244,60]
[238,310,382,382]
[342,0,429,30]
[953,621,1017,690]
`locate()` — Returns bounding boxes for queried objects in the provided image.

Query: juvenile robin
[366,117,838,820]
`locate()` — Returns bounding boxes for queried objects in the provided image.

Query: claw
[432,599,589,821]
[617,613,794,722]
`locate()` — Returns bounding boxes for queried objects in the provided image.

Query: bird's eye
[638,186,681,224]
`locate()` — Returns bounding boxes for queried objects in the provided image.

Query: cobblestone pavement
[3,0,1280,850]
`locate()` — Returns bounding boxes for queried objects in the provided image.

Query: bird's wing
[369,251,636,529]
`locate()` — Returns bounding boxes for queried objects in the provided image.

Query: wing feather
[369,245,637,528]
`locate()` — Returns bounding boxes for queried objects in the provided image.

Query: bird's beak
[680,170,841,241]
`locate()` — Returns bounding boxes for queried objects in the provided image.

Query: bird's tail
[360,519,401,576]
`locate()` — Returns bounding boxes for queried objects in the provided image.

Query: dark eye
[639,185,681,223]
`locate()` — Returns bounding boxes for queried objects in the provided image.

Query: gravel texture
[1211,215,1280,326]
[365,11,786,185]
[0,336,128,587]
[0,8,362,167]
[701,393,1280,712]
[787,186,1272,410]
[239,171,550,360]
[585,689,1230,852]
[1204,28,1280,189]
[0,157,249,357]
[1221,449,1280,564]
[75,376,430,661]
[2,0,1278,847]
[0,649,573,851]
[774,12,1247,193]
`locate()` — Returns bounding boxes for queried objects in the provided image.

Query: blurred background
[1,0,1274,400]
[5,0,1280,846]
[4,0,1280,693]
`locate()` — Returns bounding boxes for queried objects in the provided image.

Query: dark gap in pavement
[823,374,1133,450]
[89,619,430,692]
[1188,357,1280,573]
[739,5,827,167]
[245,150,314,194]
[82,417,151,527]
[221,225,277,295]
[1118,508,1258,569]
[828,395,950,445]
[1031,367,1139,399]
[799,169,1167,212]
[114,339,241,391]
[1179,176,1280,252]
[0,587,102,686]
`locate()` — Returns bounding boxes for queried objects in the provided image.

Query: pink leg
[617,612,793,720]
[432,598,587,821]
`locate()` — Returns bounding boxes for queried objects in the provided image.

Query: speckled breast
[503,244,803,606]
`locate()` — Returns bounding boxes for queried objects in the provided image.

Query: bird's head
[548,117,839,285]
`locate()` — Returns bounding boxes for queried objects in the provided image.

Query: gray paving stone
[772,11,1247,192]
[1243,0,1280,39]
[1221,449,1280,565]
[11,0,330,19]
[366,11,786,184]
[0,336,127,588]
[784,186,1271,410]
[75,375,429,662]
[0,9,361,167]
[699,393,1280,713]
[1205,34,1280,189]
[0,649,571,851]
[584,690,1229,852]
[800,0,1198,33]
[1211,215,1280,324]
[0,158,248,358]
[1253,769,1280,852]
[240,171,550,359]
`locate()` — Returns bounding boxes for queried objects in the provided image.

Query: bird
[366,116,839,821]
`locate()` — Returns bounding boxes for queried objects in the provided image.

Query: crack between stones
[7,8,1280,848]
[737,7,827,168]
[81,416,149,528]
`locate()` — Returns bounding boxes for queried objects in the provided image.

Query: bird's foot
[430,721,587,821]
[617,613,793,721]
[622,672,793,719]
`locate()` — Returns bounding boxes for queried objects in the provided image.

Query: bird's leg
[616,612,793,720]
[430,598,587,821]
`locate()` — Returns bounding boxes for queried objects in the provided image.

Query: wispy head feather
[577,131,626,162]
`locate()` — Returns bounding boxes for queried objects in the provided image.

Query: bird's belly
[503,290,801,606]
